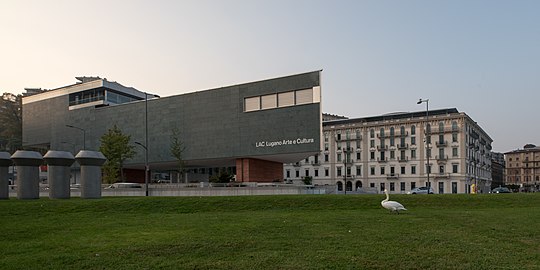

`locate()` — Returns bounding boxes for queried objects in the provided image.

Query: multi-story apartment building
[284,108,493,194]
[505,144,540,192]
[491,152,506,188]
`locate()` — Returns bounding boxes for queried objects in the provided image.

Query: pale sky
[1,0,538,153]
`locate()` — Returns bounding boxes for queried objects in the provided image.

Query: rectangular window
[244,96,260,112]
[401,166,406,175]
[325,154,329,162]
[439,182,444,194]
[452,182,458,193]
[337,154,342,162]
[411,149,416,159]
[356,152,361,160]
[370,183,375,188]
[390,166,395,175]
[452,147,458,157]
[325,168,329,177]
[370,140,375,148]
[411,137,416,145]
[260,94,277,110]
[380,183,385,192]
[400,182,406,191]
[295,170,299,178]
[305,169,309,177]
[380,166,385,175]
[356,166,362,176]
[314,169,319,177]
[452,133,458,143]
[452,164,458,173]
[411,165,416,175]
[390,150,395,159]
[439,165,444,174]
[295,88,313,105]
[411,182,416,189]
[337,167,342,177]
[370,152,375,160]
[370,167,375,175]
[278,91,295,107]
[390,182,395,191]
[286,170,290,178]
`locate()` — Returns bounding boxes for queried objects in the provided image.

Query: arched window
[380,128,385,137]
[337,181,343,191]
[355,181,363,190]
[452,121,458,131]
[411,125,416,135]
[439,122,444,132]
[390,127,395,137]
[346,181,353,191]
[400,126,405,136]
[370,129,375,138]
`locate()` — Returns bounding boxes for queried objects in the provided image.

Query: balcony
[377,157,388,163]
[397,143,409,150]
[311,161,320,166]
[386,174,399,180]
[436,155,449,162]
[434,173,451,179]
[436,141,448,147]
[397,131,409,137]
[398,156,409,162]
[377,133,389,139]
[377,145,388,151]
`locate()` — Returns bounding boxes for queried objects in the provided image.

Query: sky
[1,0,538,153]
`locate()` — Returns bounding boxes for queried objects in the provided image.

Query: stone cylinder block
[11,150,43,200]
[75,150,106,199]
[44,150,75,199]
[0,152,12,199]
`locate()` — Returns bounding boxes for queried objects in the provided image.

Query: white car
[409,187,434,194]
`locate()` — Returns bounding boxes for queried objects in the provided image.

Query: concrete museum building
[284,109,493,194]
[22,71,323,183]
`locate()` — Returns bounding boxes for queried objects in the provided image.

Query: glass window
[411,125,416,135]
[337,167,342,177]
[411,137,416,145]
[401,166,406,174]
[411,165,416,174]
[370,167,375,175]
[390,182,395,191]
[452,133,458,143]
[314,169,319,177]
[380,166,385,175]
[452,148,458,157]
[400,182,406,191]
[453,164,458,173]
[370,152,375,160]
[356,166,362,176]
[370,129,375,138]
[439,122,444,132]
[411,149,416,159]
[390,127,395,137]
[325,168,329,177]
[452,121,458,131]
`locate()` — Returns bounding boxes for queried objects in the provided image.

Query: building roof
[323,108,460,125]
[505,145,540,154]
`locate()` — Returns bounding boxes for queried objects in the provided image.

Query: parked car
[492,187,511,193]
[105,183,143,189]
[408,187,434,194]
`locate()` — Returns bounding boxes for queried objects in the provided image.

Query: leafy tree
[170,127,186,182]
[209,169,234,183]
[0,93,22,153]
[99,125,136,184]
[302,176,313,185]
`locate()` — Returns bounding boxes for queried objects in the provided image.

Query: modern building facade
[22,72,323,183]
[505,144,540,191]
[284,108,493,194]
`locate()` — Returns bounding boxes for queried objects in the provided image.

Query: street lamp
[417,98,430,193]
[135,141,149,197]
[66,125,86,150]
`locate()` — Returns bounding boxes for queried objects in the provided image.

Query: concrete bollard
[0,152,12,199]
[75,150,106,199]
[44,151,75,199]
[11,150,44,200]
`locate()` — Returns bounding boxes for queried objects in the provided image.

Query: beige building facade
[505,144,540,191]
[284,108,493,194]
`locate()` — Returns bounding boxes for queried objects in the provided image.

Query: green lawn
[1,193,539,269]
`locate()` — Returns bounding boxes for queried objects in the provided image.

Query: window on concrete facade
[400,182,406,191]
[411,182,416,189]
[370,167,375,175]
[325,154,329,162]
[356,152,361,160]
[305,169,309,177]
[380,183,385,192]
[356,166,362,176]
[337,154,341,162]
[295,170,299,177]
[370,129,375,138]
[314,169,319,177]
[244,96,260,112]
[411,136,416,145]
[278,92,294,107]
[452,121,458,131]
[411,165,416,174]
[295,88,313,105]
[453,147,458,157]
[286,170,290,178]
[452,182,458,193]
[439,122,444,132]
[370,140,375,148]
[390,182,395,191]
[411,149,416,159]
[452,133,458,143]
[261,94,277,110]
[325,168,329,177]
[401,166,406,174]
[452,164,458,173]
[380,166,385,175]
[411,125,416,135]
[370,151,375,160]
[337,167,342,177]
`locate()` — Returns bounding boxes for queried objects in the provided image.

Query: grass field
[1,193,539,269]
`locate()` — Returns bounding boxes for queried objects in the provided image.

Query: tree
[170,127,186,183]
[0,93,22,153]
[99,125,136,184]
[209,169,234,184]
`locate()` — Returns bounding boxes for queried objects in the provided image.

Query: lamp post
[66,125,86,150]
[135,141,149,197]
[417,98,430,193]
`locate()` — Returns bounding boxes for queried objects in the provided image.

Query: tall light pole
[66,125,86,150]
[135,141,149,197]
[417,98,431,193]
[135,92,149,197]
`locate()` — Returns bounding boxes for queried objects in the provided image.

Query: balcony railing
[436,155,449,162]
[386,174,399,179]
[436,141,448,147]
[377,145,388,151]
[397,143,409,150]
[434,173,451,179]
[377,157,388,163]
[398,156,409,162]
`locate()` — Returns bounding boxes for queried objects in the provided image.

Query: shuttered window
[261,94,277,110]
[295,88,313,105]
[244,96,260,112]
[278,91,295,107]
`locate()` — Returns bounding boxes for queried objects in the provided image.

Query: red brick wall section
[236,158,283,182]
